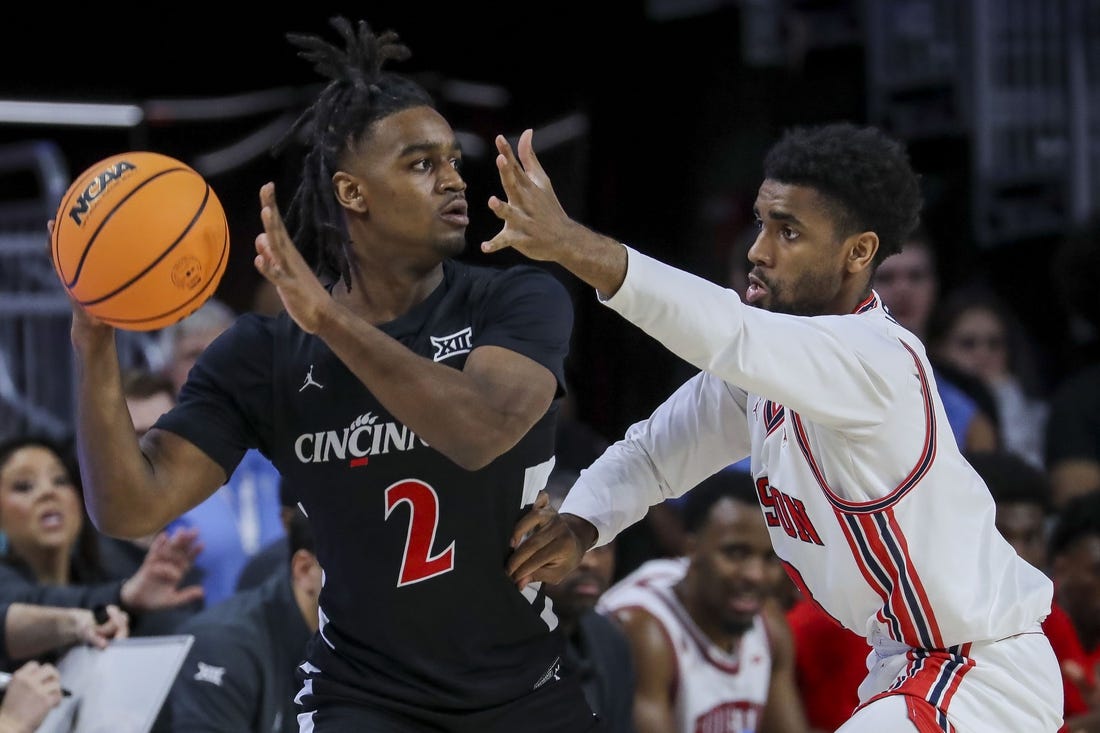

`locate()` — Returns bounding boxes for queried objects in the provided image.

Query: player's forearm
[72,335,162,537]
[314,305,539,470]
[547,225,628,299]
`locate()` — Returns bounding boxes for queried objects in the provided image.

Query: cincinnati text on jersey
[294,412,429,466]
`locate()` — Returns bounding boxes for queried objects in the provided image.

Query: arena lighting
[0,100,144,127]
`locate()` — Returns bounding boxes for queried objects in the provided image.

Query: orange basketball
[50,151,230,331]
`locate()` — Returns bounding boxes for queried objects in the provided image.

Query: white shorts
[835,626,1063,733]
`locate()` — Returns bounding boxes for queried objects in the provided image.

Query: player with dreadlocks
[62,16,599,732]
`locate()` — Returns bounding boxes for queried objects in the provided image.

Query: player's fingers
[509,509,549,549]
[508,542,569,586]
[516,129,551,190]
[493,135,529,195]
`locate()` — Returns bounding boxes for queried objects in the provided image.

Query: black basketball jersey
[155,259,575,712]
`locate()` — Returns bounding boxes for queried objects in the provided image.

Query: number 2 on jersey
[384,479,456,587]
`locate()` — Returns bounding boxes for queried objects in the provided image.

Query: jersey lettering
[384,479,455,587]
[755,476,824,546]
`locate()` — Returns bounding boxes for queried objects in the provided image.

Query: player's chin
[436,232,467,257]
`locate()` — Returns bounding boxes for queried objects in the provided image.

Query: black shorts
[297,672,604,733]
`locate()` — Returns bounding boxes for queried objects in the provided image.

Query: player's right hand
[0,661,63,731]
[45,219,113,344]
[507,493,596,590]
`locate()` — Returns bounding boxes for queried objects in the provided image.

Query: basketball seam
[66,166,190,290]
[98,212,230,327]
[78,180,212,307]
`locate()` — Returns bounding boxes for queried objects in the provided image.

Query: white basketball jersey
[562,246,1054,652]
[598,558,771,733]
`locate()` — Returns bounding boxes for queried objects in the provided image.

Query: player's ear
[333,172,368,213]
[846,231,878,274]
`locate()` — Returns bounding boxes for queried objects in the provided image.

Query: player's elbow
[86,503,162,540]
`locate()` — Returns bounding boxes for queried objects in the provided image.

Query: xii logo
[431,327,474,362]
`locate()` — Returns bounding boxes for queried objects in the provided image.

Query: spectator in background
[160,299,240,396]
[1045,216,1100,509]
[0,601,129,733]
[234,477,299,593]
[0,435,202,643]
[1048,491,1100,732]
[966,450,1092,732]
[0,660,65,733]
[541,470,635,733]
[167,507,318,733]
[597,471,808,733]
[159,300,286,607]
[873,228,1001,454]
[930,288,1049,469]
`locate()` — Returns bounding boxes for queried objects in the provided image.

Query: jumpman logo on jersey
[299,365,324,392]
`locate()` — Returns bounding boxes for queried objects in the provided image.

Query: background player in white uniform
[490,123,1063,732]
[597,472,807,733]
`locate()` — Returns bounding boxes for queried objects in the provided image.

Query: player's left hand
[254,182,334,334]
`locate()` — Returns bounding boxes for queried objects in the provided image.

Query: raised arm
[482,129,628,298]
[253,182,565,471]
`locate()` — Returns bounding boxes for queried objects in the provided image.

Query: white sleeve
[559,370,750,547]
[601,245,896,429]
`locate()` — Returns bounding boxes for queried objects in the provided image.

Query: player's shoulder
[448,258,568,297]
[599,557,688,611]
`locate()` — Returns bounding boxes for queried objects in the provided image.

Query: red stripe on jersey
[855,512,924,645]
[884,510,944,648]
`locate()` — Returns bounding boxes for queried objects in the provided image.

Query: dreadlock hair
[274,16,436,291]
[763,122,924,267]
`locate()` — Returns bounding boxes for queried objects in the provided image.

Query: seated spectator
[597,471,808,733]
[0,601,127,672]
[930,289,1050,469]
[965,450,1088,732]
[235,478,298,593]
[541,470,635,733]
[0,435,202,638]
[785,596,867,732]
[1045,363,1100,510]
[1045,214,1100,509]
[167,507,319,733]
[1048,491,1100,732]
[0,659,65,733]
[0,601,127,733]
[158,300,287,607]
[873,228,1000,454]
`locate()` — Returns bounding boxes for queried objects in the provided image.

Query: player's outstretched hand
[254,182,334,334]
[481,129,587,262]
[507,492,596,590]
[482,130,628,296]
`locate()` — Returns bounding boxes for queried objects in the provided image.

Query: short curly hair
[763,122,923,266]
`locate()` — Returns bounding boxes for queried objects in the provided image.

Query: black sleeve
[154,313,275,478]
[476,266,573,396]
[0,564,122,610]
[168,623,263,732]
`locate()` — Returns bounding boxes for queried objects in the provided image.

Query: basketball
[50,151,230,331]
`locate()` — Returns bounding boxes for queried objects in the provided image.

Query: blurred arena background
[1,0,1098,446]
